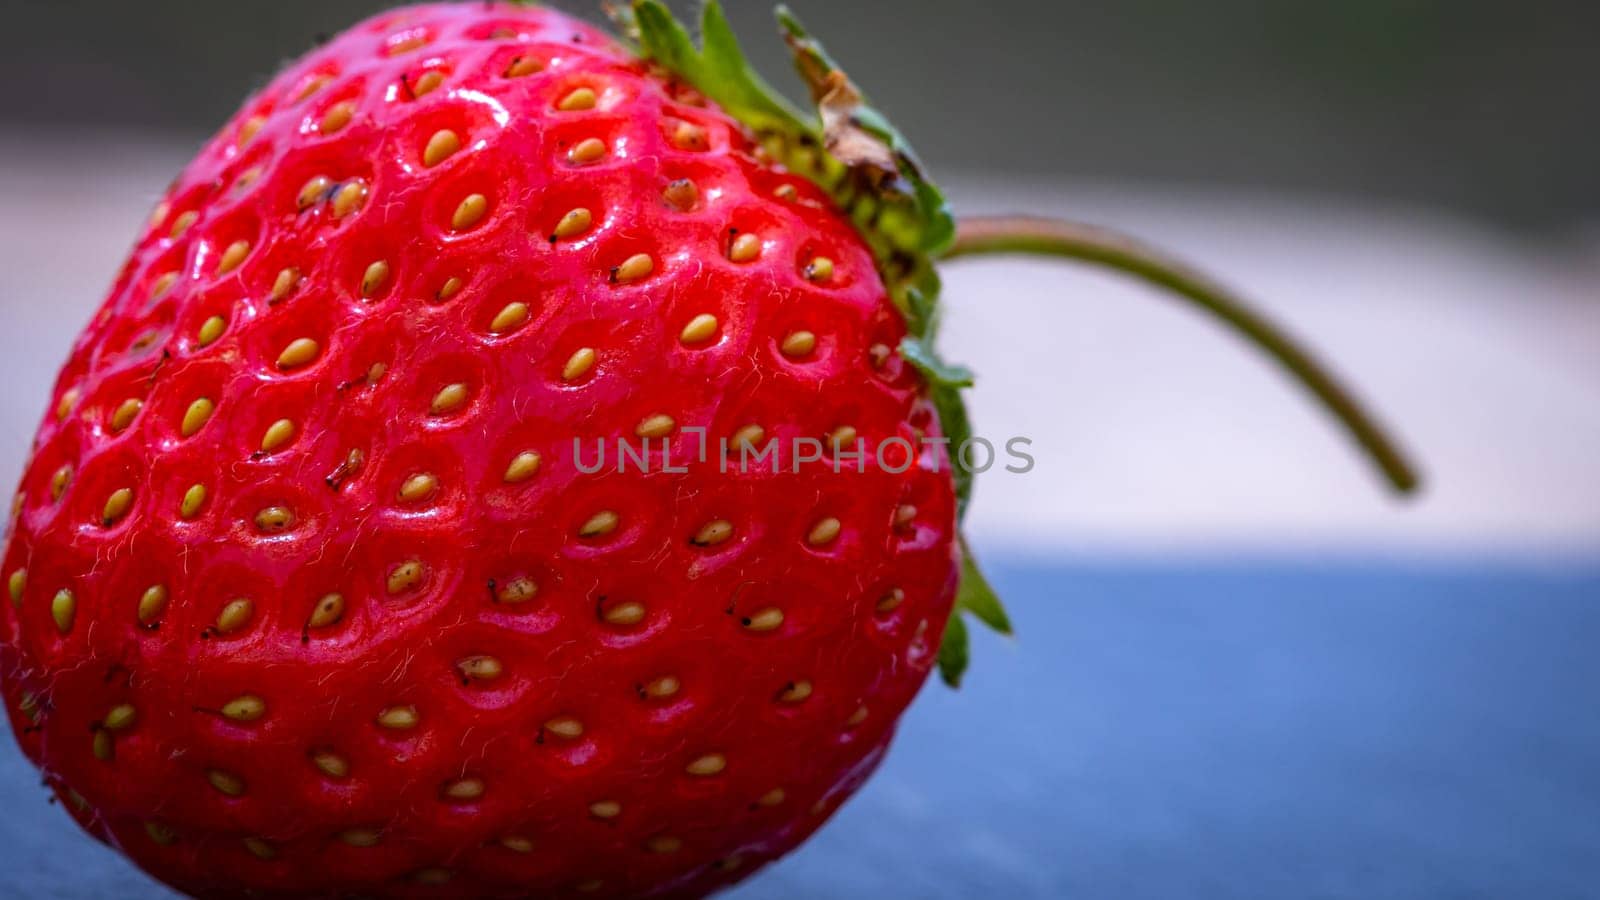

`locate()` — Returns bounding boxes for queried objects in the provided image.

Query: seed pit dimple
[221,695,266,722]
[237,117,265,148]
[646,835,682,854]
[411,69,446,97]
[435,276,464,303]
[387,560,424,594]
[332,180,369,218]
[298,176,333,211]
[56,387,81,420]
[181,397,215,437]
[729,232,762,263]
[216,598,254,634]
[292,74,333,103]
[311,749,349,778]
[430,383,469,416]
[451,194,489,231]
[260,418,295,452]
[641,675,680,699]
[207,769,246,797]
[216,240,251,277]
[543,716,583,740]
[807,517,842,546]
[494,577,537,604]
[270,267,302,303]
[103,703,137,731]
[149,271,179,302]
[361,260,391,297]
[579,510,618,538]
[503,451,541,483]
[276,338,320,370]
[692,520,732,547]
[686,752,726,776]
[456,655,502,681]
[503,55,542,78]
[663,179,698,211]
[489,301,530,334]
[635,414,675,439]
[138,585,167,625]
[307,592,345,629]
[742,607,784,632]
[423,129,461,167]
[102,487,134,526]
[170,211,199,239]
[671,122,709,151]
[562,348,597,382]
[610,253,653,284]
[893,504,917,530]
[781,331,817,358]
[601,600,645,626]
[551,207,592,241]
[320,100,357,135]
[876,588,905,614]
[567,138,606,165]
[49,465,72,501]
[376,705,418,730]
[776,680,812,703]
[387,32,430,56]
[196,315,226,348]
[443,777,484,801]
[557,87,597,111]
[398,473,438,503]
[679,314,718,345]
[254,505,293,532]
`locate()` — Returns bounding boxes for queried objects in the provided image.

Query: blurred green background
[4,0,1594,226]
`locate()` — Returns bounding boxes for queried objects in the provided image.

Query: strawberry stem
[944,215,1420,495]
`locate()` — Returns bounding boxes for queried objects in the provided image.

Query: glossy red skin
[0,4,958,897]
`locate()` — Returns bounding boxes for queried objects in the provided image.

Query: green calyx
[619,0,1000,687]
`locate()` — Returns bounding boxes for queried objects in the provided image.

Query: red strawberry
[1,4,961,896]
[1,2,1416,897]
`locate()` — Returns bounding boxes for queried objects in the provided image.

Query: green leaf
[936,611,969,688]
[957,537,1013,635]
[632,2,818,157]
[900,338,974,389]
[774,5,955,257]
[936,540,1014,688]
[927,382,975,518]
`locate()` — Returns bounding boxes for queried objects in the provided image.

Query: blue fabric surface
[3,561,1596,898]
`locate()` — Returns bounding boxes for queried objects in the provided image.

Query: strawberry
[1,2,1417,897]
